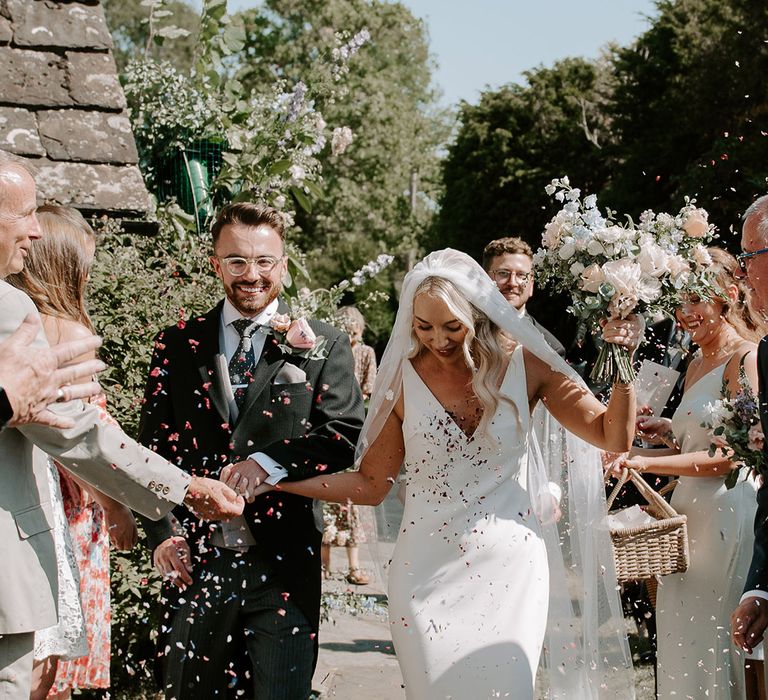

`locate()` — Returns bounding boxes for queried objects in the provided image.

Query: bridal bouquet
[534,177,716,383]
[704,371,767,489]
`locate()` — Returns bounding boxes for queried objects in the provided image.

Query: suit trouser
[158,547,315,700]
[0,633,34,700]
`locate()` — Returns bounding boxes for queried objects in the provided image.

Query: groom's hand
[153,536,193,589]
[221,460,271,503]
[183,476,244,520]
[732,596,768,652]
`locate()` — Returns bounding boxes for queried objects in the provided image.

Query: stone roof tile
[7,0,113,50]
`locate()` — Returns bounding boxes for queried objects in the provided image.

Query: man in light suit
[0,313,105,430]
[0,155,244,699]
[732,194,768,654]
[140,202,365,699]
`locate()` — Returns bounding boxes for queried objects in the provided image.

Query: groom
[732,195,768,653]
[138,202,365,699]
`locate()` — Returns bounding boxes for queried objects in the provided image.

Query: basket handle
[606,468,679,518]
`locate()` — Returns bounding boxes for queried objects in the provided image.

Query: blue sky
[225,0,659,107]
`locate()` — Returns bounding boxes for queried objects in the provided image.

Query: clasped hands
[220,459,275,502]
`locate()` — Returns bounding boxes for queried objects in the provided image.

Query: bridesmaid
[618,247,763,699]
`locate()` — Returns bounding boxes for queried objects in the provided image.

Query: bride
[229,249,637,698]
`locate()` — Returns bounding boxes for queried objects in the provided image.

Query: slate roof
[0,0,150,217]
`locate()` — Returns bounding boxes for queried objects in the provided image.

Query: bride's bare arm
[276,401,405,506]
[524,348,634,453]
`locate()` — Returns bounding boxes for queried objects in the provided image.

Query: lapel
[237,298,292,420]
[194,301,230,424]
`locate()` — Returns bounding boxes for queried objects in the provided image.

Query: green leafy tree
[234,0,450,335]
[429,57,611,261]
[101,0,200,73]
[606,0,768,234]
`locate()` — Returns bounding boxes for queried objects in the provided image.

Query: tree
[233,0,449,336]
[429,57,611,261]
[606,0,768,235]
[101,0,200,73]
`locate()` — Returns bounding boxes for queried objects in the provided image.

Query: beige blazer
[0,281,191,635]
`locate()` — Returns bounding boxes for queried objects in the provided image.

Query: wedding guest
[482,236,566,355]
[139,202,365,699]
[0,314,103,430]
[8,205,137,699]
[244,249,637,699]
[0,152,242,700]
[732,195,768,665]
[616,247,762,699]
[321,305,377,585]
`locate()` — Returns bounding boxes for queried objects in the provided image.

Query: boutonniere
[265,313,327,360]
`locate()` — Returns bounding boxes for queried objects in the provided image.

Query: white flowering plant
[287,253,395,326]
[704,369,767,489]
[534,177,717,383]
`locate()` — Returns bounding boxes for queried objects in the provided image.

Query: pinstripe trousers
[157,547,315,700]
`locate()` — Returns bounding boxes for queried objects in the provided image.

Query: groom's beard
[225,276,282,316]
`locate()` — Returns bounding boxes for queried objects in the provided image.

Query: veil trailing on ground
[363,248,635,699]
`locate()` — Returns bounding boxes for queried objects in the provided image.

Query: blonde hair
[410,276,513,436]
[707,247,762,343]
[8,205,95,331]
[339,305,366,333]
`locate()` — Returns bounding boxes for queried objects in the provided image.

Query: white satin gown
[656,361,759,699]
[388,347,549,699]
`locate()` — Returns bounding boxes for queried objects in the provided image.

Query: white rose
[581,263,605,293]
[682,208,709,238]
[601,258,645,317]
[570,261,585,278]
[596,225,624,244]
[692,244,713,268]
[587,239,605,256]
[637,244,670,278]
[558,238,577,260]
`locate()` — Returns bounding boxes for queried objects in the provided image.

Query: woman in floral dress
[9,205,137,699]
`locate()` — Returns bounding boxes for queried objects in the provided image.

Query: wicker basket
[606,469,689,583]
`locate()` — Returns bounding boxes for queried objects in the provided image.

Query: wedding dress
[389,348,547,698]
[656,360,758,699]
[365,249,634,699]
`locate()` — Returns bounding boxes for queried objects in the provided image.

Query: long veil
[363,249,634,698]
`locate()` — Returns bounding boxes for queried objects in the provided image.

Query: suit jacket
[138,299,365,630]
[745,336,768,593]
[0,281,190,635]
[527,312,566,357]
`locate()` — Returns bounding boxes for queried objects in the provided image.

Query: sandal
[346,568,370,585]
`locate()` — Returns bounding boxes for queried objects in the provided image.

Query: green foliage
[431,0,768,265]
[233,0,451,342]
[101,0,200,73]
[428,56,611,260]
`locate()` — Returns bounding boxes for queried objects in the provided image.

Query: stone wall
[0,0,150,216]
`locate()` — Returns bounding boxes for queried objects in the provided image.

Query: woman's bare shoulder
[41,316,96,358]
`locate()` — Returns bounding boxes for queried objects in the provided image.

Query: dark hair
[210,202,286,249]
[481,237,533,271]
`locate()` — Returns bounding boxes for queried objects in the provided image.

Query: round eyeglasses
[490,269,533,285]
[217,255,282,276]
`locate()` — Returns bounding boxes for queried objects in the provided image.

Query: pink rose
[682,209,709,238]
[270,313,292,333]
[285,318,316,350]
[580,263,605,293]
[748,423,765,452]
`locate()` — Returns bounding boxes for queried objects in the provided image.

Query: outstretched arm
[270,399,404,506]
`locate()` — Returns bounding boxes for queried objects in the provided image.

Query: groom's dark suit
[138,298,364,699]
[744,336,768,594]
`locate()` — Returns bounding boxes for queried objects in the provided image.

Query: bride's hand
[602,451,627,479]
[601,314,644,355]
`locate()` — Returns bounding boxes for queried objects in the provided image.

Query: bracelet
[611,381,634,393]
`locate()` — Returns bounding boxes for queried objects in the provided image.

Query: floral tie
[229,318,258,409]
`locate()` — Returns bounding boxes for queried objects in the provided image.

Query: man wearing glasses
[138,202,364,699]
[482,236,566,355]
[732,195,768,660]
